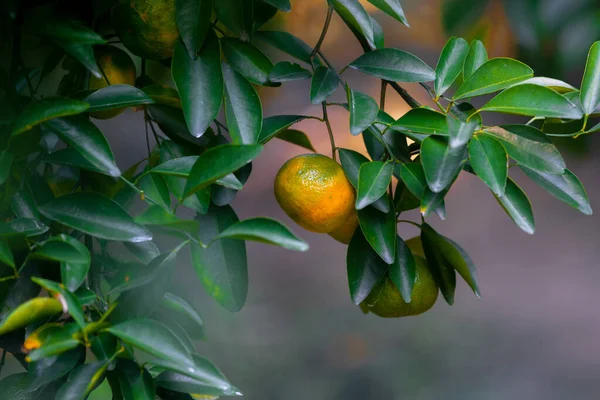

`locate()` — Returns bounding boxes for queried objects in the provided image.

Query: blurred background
[7,0,600,398]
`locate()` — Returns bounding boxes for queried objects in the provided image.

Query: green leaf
[221,37,275,86]
[310,66,339,104]
[468,135,508,196]
[191,205,248,312]
[83,84,154,112]
[580,41,600,114]
[356,161,393,210]
[215,0,253,39]
[494,178,535,234]
[435,37,468,96]
[421,136,466,193]
[264,0,291,11]
[421,188,447,219]
[124,240,161,264]
[508,77,577,94]
[331,0,376,49]
[31,278,87,328]
[216,217,308,251]
[26,323,81,362]
[481,84,583,119]
[258,115,312,143]
[39,192,152,242]
[151,156,198,178]
[10,189,39,220]
[357,205,396,265]
[223,63,263,144]
[453,58,533,100]
[483,125,565,174]
[115,359,156,400]
[346,229,389,304]
[392,108,448,142]
[420,224,456,305]
[143,85,182,108]
[446,114,477,148]
[0,151,13,186]
[366,0,408,25]
[12,98,90,136]
[275,129,316,152]
[7,218,49,237]
[338,148,389,212]
[268,62,312,82]
[0,297,63,335]
[463,40,488,81]
[44,116,121,177]
[0,239,15,269]
[37,235,91,292]
[29,348,84,391]
[155,354,239,397]
[184,144,262,198]
[349,48,435,82]
[253,30,315,65]
[388,236,416,303]
[176,0,212,59]
[61,43,102,79]
[55,361,109,400]
[106,318,194,366]
[172,32,223,138]
[139,174,171,210]
[347,86,379,135]
[39,148,103,174]
[162,293,205,338]
[521,167,592,215]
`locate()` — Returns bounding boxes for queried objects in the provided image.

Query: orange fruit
[88,45,136,119]
[360,256,438,318]
[274,154,356,233]
[111,0,179,60]
[328,211,359,244]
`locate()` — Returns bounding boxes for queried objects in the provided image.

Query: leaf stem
[380,80,387,110]
[310,3,334,66]
[397,219,422,228]
[119,176,160,207]
[388,81,421,108]
[321,103,337,161]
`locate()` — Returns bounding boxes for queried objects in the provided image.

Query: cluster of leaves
[0,0,597,398]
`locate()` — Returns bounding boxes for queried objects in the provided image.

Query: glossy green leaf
[356,161,393,210]
[521,167,592,215]
[115,359,156,400]
[347,86,379,135]
[184,144,262,197]
[0,239,15,269]
[338,148,389,212]
[12,98,89,136]
[139,173,171,210]
[215,0,253,39]
[39,192,152,242]
[143,85,182,108]
[223,63,263,145]
[468,135,508,196]
[264,0,291,11]
[420,224,456,305]
[7,218,48,237]
[580,41,600,114]
[388,236,416,303]
[36,235,91,292]
[349,48,435,82]
[275,129,316,152]
[0,297,63,335]
[221,37,275,86]
[258,115,312,143]
[346,229,389,304]
[191,205,248,312]
[29,347,84,391]
[253,30,315,65]
[481,84,583,119]
[446,114,477,148]
[358,205,396,265]
[155,354,239,397]
[26,323,81,362]
[31,278,87,328]
[106,318,194,366]
[215,217,308,251]
[366,0,408,25]
[269,62,312,82]
[435,37,468,96]
[483,125,565,174]
[124,240,161,264]
[162,293,205,338]
[463,40,488,81]
[399,164,447,219]
[55,361,109,400]
[508,77,577,94]
[494,178,535,234]
[172,33,223,138]
[40,148,103,174]
[310,66,339,104]
[151,156,198,178]
[176,0,212,59]
[331,0,376,49]
[44,116,120,177]
[392,108,448,142]
[421,136,466,193]
[10,189,39,220]
[84,84,154,112]
[453,58,533,100]
[0,151,13,186]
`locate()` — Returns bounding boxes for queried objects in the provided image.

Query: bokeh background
[6,0,600,398]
